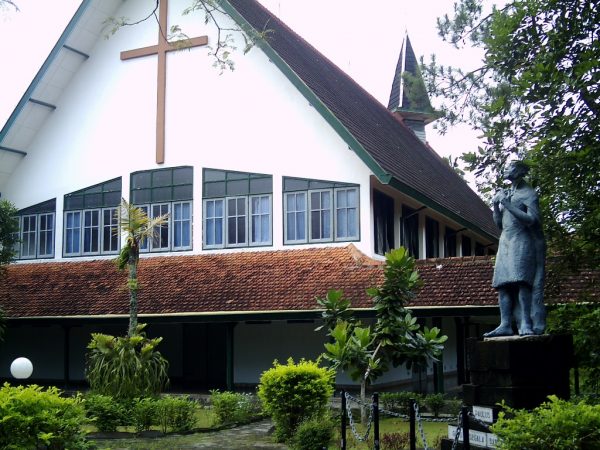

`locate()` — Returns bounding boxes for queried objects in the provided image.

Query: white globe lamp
[10,357,33,379]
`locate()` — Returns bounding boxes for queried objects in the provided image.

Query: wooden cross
[121,0,208,164]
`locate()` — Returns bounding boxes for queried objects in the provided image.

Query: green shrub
[441,397,463,415]
[131,397,158,433]
[84,393,126,432]
[423,393,446,417]
[86,326,169,400]
[290,414,335,450]
[258,358,335,442]
[210,390,261,425]
[381,431,410,450]
[155,395,198,433]
[380,391,423,416]
[492,396,600,450]
[0,383,89,449]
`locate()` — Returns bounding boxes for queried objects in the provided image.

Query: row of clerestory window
[12,166,360,259]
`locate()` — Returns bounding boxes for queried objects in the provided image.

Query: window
[373,190,394,256]
[425,217,439,258]
[64,178,121,256]
[400,205,419,258]
[475,241,486,256]
[462,235,472,256]
[131,167,193,252]
[445,226,457,257]
[202,168,272,249]
[283,177,359,244]
[15,199,56,259]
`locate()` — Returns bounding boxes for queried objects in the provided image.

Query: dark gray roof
[227,0,499,240]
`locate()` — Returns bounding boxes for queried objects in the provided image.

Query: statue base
[463,334,573,410]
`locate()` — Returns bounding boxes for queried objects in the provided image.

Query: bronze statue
[484,161,546,337]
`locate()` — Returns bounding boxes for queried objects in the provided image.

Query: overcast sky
[0,0,485,162]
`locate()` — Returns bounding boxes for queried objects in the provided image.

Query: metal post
[409,398,416,450]
[373,392,380,450]
[341,390,346,450]
[462,406,470,450]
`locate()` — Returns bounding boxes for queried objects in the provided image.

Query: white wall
[4,0,375,260]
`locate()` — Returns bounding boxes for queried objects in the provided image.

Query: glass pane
[261,216,269,242]
[226,171,247,181]
[347,188,358,206]
[153,169,172,187]
[65,195,84,210]
[348,209,357,237]
[215,218,223,244]
[132,189,151,204]
[206,201,214,217]
[322,210,331,238]
[204,169,226,182]
[173,184,193,201]
[85,184,103,194]
[132,172,151,189]
[206,219,215,245]
[252,216,260,242]
[237,217,246,243]
[174,222,182,247]
[337,209,347,237]
[296,212,305,240]
[215,200,223,216]
[311,211,320,240]
[174,203,182,220]
[309,180,334,189]
[322,192,331,209]
[227,179,248,196]
[173,167,193,185]
[283,178,308,192]
[311,192,320,209]
[297,193,306,210]
[182,221,190,246]
[103,178,122,192]
[152,187,172,202]
[237,198,246,215]
[204,182,226,198]
[104,191,121,207]
[337,190,347,208]
[182,202,191,219]
[228,217,236,243]
[250,177,272,194]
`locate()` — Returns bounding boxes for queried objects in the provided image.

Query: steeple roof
[387,33,437,124]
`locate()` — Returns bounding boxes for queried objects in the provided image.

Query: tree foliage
[318,247,447,385]
[423,0,600,266]
[0,199,19,267]
[116,198,167,337]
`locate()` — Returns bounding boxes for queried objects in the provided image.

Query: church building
[0,0,535,392]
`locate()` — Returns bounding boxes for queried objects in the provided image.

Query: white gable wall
[4,0,375,259]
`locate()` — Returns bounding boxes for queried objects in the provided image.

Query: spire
[388,32,437,142]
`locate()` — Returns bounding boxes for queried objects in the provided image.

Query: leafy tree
[0,200,19,343]
[0,199,19,267]
[422,0,600,266]
[116,198,167,337]
[547,302,600,394]
[317,247,447,422]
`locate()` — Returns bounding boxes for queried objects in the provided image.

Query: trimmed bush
[258,358,335,442]
[423,393,446,417]
[84,393,126,432]
[380,391,423,416]
[492,396,600,450]
[290,414,335,450]
[210,390,261,425]
[155,395,198,433]
[131,397,158,433]
[0,383,89,449]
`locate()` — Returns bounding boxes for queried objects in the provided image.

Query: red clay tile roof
[0,246,596,319]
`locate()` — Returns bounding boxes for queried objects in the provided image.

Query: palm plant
[116,198,168,337]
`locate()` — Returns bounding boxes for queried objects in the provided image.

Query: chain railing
[339,391,472,450]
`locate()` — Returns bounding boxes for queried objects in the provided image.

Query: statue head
[505,160,530,182]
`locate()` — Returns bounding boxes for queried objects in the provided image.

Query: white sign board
[473,405,495,423]
[486,433,499,448]
[448,425,494,448]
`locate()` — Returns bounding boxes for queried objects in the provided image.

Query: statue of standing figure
[484,161,546,337]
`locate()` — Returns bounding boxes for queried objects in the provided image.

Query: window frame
[202,168,273,250]
[63,207,120,257]
[283,178,360,246]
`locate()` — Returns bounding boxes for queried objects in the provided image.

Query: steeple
[388,32,437,142]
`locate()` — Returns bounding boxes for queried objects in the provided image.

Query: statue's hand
[493,190,505,205]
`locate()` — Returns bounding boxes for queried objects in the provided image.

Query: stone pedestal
[441,334,573,449]
[463,334,573,410]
